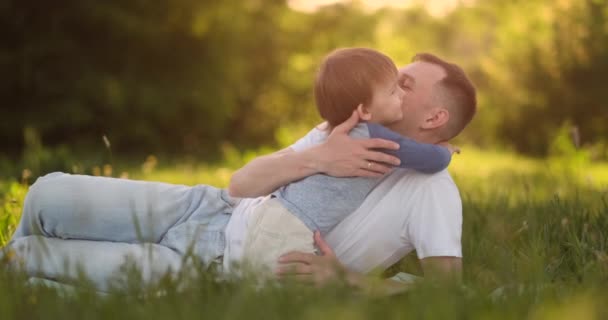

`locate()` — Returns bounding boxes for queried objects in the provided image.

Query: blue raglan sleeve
[366,123,451,173]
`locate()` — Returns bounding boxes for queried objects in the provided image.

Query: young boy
[240,48,452,272]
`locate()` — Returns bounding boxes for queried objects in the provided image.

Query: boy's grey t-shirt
[271,122,451,235]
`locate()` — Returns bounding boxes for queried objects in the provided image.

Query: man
[3,53,475,294]
[229,53,476,293]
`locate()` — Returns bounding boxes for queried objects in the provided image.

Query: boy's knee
[10,172,68,239]
[33,172,67,185]
[27,172,68,199]
[21,172,68,224]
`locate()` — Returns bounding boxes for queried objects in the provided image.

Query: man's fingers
[278,251,314,264]
[331,110,360,135]
[275,263,313,275]
[437,141,461,155]
[361,160,393,174]
[314,231,334,256]
[363,150,401,167]
[361,138,400,151]
[354,169,384,178]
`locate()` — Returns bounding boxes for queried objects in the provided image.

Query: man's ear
[422,107,449,129]
[356,103,372,121]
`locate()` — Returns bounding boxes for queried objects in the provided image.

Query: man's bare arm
[346,257,462,295]
[228,111,401,198]
[275,231,415,295]
[228,147,318,198]
[420,256,462,281]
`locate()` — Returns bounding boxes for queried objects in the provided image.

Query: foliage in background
[474,0,608,156]
[0,0,290,157]
[1,0,607,172]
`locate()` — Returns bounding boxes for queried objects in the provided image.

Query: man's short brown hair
[315,48,398,127]
[413,53,477,140]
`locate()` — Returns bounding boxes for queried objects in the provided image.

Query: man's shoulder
[367,169,460,209]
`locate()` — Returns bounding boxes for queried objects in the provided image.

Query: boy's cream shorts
[242,197,315,273]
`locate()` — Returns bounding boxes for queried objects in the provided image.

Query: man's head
[314,48,402,128]
[389,53,476,143]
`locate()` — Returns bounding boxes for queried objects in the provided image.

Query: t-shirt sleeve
[289,126,328,152]
[366,123,451,173]
[406,178,462,259]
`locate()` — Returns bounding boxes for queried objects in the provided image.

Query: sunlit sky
[288,0,475,17]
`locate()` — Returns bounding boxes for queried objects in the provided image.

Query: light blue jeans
[4,172,237,291]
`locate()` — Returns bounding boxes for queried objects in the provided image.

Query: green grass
[1,147,608,319]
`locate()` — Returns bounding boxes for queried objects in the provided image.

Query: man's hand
[275,231,349,287]
[228,110,402,197]
[276,231,414,295]
[437,141,460,155]
[313,110,402,178]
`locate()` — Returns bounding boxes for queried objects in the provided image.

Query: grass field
[1,147,607,319]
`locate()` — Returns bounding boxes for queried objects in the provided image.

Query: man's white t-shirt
[223,127,462,273]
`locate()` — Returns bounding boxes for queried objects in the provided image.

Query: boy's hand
[437,142,460,155]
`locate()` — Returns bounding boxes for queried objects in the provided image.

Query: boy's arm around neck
[228,113,401,198]
[366,123,452,173]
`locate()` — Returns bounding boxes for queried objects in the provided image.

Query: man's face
[388,61,446,138]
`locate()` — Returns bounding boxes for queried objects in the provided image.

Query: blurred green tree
[0,0,291,157]
[473,0,608,156]
[1,0,606,164]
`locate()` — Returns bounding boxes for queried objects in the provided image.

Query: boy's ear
[356,104,372,121]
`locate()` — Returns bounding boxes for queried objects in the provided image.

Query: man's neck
[389,125,441,144]
[411,131,441,144]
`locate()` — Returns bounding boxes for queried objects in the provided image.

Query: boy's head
[314,48,402,128]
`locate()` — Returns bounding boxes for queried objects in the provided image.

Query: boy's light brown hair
[314,48,398,128]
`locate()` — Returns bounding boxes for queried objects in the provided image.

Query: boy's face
[366,75,405,125]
